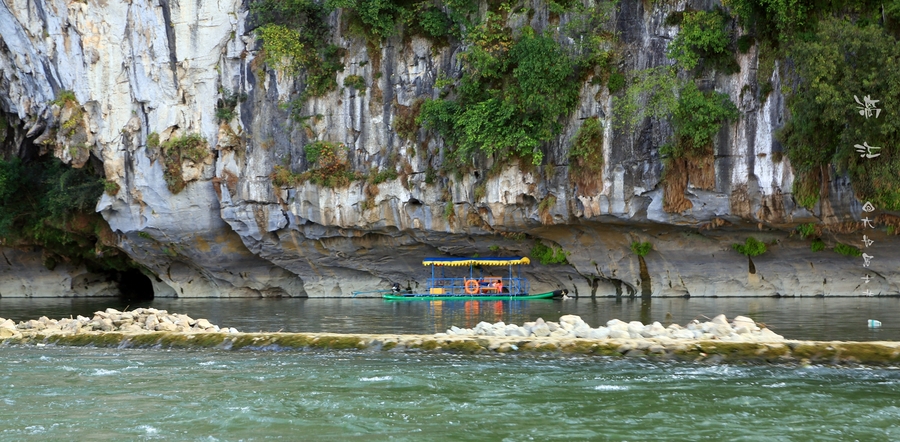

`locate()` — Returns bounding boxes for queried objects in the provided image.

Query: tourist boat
[383,256,567,301]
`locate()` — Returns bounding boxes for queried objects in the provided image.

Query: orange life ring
[464,279,479,294]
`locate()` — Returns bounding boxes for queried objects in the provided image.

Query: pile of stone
[0,308,239,339]
[445,314,784,342]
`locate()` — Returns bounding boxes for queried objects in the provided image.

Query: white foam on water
[89,368,119,376]
[592,385,628,391]
[137,425,158,435]
[763,382,787,388]
[359,376,393,382]
[24,425,45,434]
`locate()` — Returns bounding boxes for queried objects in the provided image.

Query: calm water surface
[1,346,899,441]
[1,297,898,341]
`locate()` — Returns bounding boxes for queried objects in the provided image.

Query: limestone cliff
[0,0,897,298]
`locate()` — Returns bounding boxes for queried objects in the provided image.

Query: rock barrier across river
[2,311,899,366]
[445,314,785,342]
[0,308,239,339]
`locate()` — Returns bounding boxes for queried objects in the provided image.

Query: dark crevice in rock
[158,0,180,86]
[748,257,756,274]
[638,255,651,299]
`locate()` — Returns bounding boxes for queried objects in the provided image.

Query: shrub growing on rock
[811,238,825,252]
[732,237,767,257]
[666,10,731,71]
[796,222,817,239]
[160,134,209,194]
[833,243,862,257]
[531,240,569,265]
[630,241,652,257]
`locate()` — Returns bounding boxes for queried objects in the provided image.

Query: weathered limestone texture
[0,247,118,297]
[0,1,897,297]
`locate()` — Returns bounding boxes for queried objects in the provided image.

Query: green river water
[2,346,898,441]
[3,298,900,440]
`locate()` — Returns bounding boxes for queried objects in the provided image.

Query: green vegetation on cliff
[666,9,734,72]
[530,240,569,265]
[833,242,862,257]
[719,0,900,210]
[419,22,582,166]
[250,0,472,101]
[248,0,900,212]
[51,90,84,137]
[0,156,134,272]
[616,65,738,212]
[732,237,768,257]
[271,141,360,188]
[569,116,604,193]
[778,18,900,210]
[251,0,344,99]
[630,241,652,257]
[414,2,614,168]
[617,67,738,161]
[153,133,210,194]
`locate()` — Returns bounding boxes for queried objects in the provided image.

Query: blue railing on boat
[424,277,530,296]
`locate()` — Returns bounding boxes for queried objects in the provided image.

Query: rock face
[0,0,897,298]
[0,248,119,297]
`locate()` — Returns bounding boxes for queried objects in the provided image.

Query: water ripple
[1,347,898,440]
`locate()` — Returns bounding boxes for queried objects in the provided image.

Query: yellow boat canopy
[422,257,531,267]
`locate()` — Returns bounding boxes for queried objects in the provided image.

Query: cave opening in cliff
[117,269,155,301]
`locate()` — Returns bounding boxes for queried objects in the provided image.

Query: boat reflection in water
[422,299,541,333]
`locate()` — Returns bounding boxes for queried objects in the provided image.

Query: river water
[2,346,899,440]
[2,297,899,440]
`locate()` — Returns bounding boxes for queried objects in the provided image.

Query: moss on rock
[5,331,900,367]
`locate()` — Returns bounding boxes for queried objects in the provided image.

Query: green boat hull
[383,291,557,301]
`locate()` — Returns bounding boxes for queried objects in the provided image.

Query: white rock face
[0,1,896,298]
